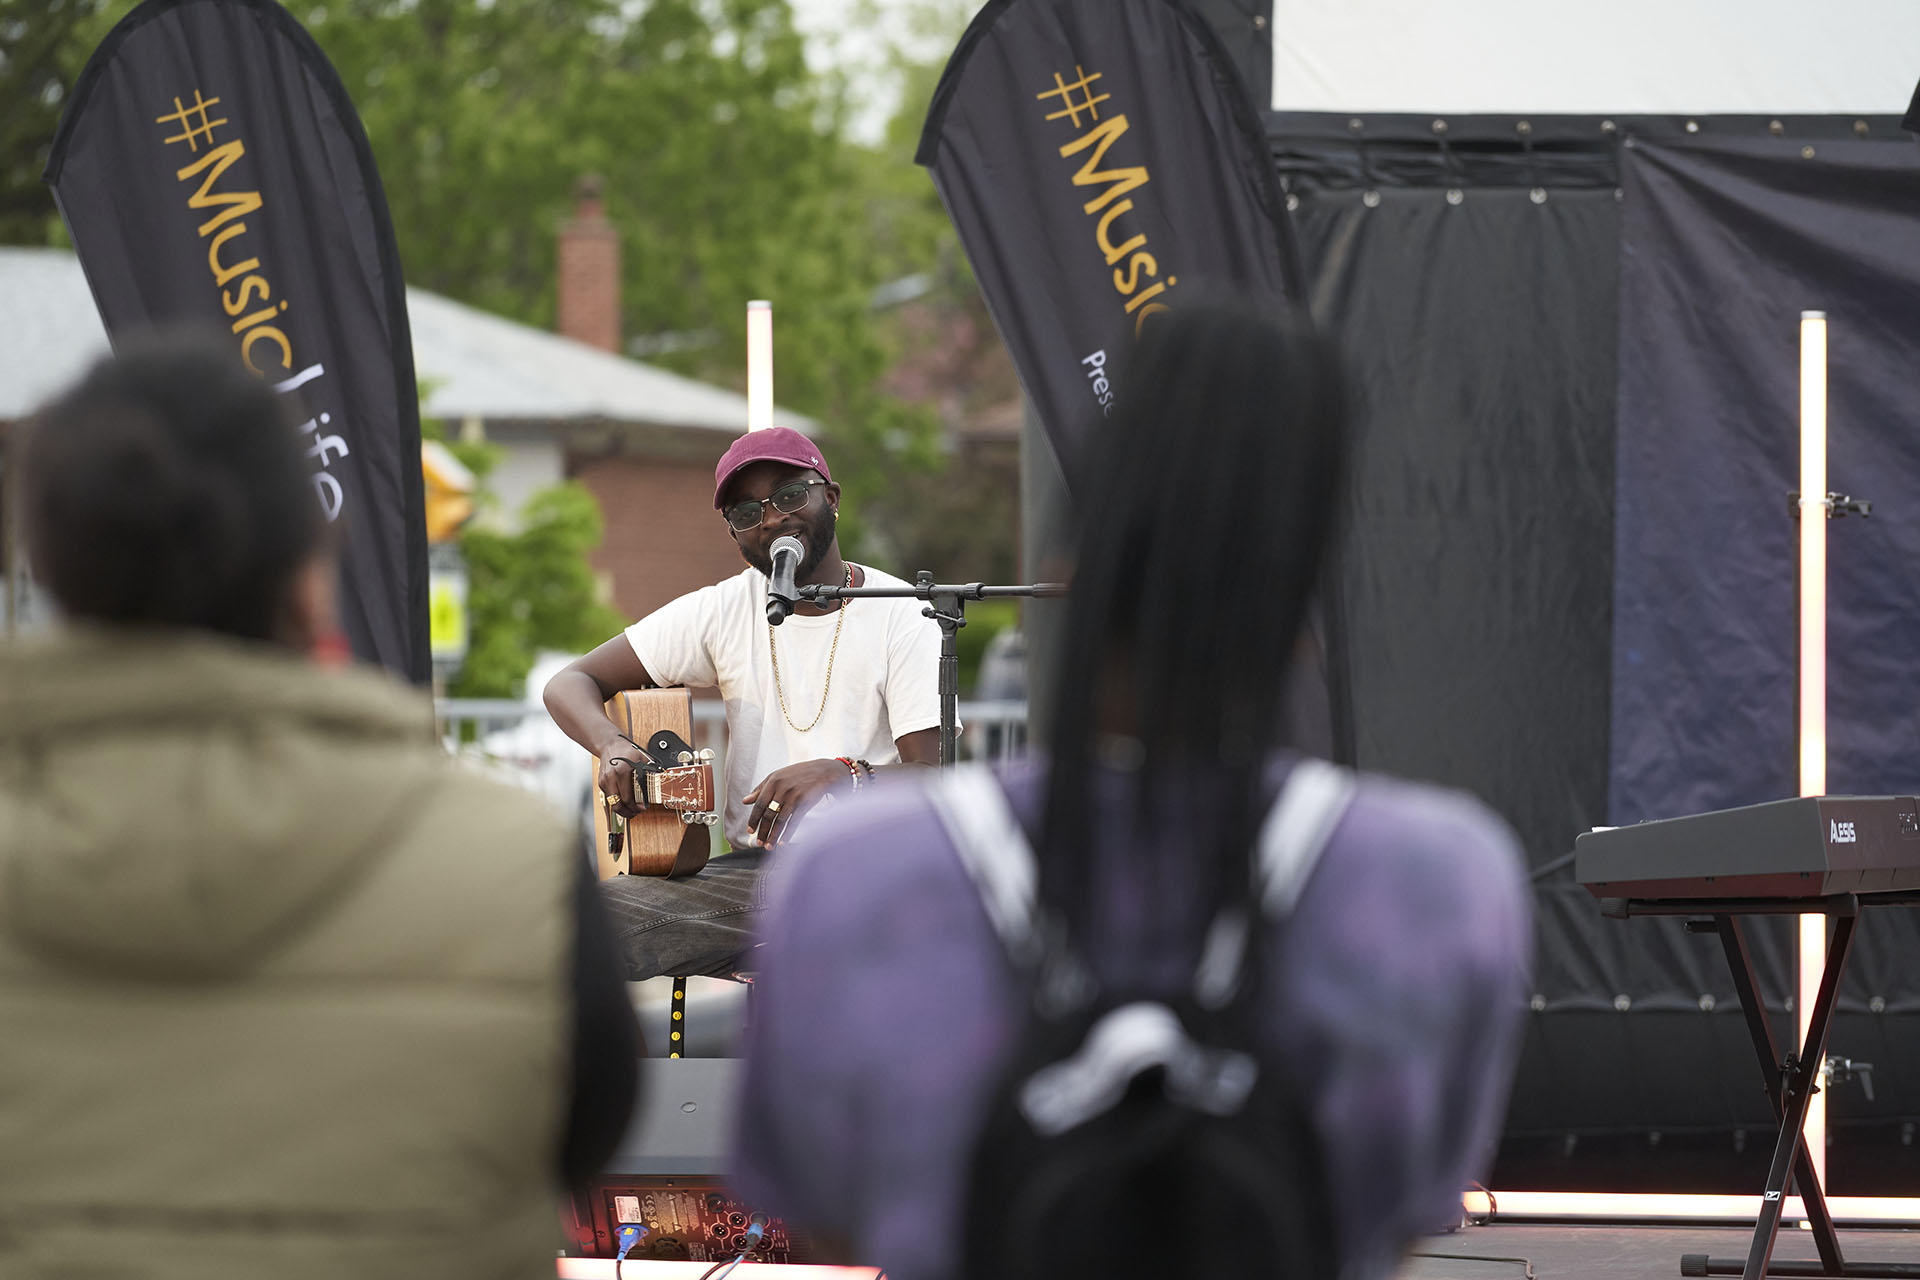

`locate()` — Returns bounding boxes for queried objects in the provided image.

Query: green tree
[16,0,989,584]
[0,0,110,244]
[420,418,624,700]
[450,482,628,699]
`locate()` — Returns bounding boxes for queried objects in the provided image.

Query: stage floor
[1396,1223,1920,1280]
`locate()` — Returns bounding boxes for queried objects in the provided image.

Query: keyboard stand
[1602,891,1920,1280]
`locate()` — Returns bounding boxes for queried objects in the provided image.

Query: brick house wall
[574,454,746,626]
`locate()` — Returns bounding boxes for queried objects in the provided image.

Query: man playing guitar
[545,427,943,980]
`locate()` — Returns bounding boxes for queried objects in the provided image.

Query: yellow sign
[421,440,477,542]
[428,566,468,662]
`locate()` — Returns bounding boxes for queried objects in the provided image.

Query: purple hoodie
[731,757,1531,1280]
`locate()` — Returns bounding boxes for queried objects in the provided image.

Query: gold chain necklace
[769,564,851,733]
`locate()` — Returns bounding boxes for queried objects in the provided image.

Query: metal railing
[436,697,1031,770]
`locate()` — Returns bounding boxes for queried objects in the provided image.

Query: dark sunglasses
[723,479,828,532]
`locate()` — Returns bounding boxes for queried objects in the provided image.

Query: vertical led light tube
[1799,309,1828,1189]
[747,300,773,433]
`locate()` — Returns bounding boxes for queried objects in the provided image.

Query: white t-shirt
[624,565,945,850]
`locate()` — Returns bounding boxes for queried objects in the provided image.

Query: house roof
[0,246,810,434]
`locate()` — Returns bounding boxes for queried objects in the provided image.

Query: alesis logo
[1830,819,1857,844]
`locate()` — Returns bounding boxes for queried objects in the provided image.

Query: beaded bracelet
[835,756,863,790]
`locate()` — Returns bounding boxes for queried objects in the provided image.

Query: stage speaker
[564,1060,813,1264]
[608,1057,738,1175]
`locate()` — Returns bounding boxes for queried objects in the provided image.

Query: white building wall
[1271,1,1920,116]
[484,436,567,531]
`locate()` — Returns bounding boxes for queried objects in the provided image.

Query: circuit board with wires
[602,1178,807,1264]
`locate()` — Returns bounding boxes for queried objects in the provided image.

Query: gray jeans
[596,849,767,981]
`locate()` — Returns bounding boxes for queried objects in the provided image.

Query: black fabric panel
[1184,0,1270,120]
[1287,186,1615,871]
[917,0,1301,462]
[1281,119,1920,1173]
[1611,134,1920,826]
[46,0,429,683]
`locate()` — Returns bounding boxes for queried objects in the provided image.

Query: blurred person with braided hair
[730,300,1532,1280]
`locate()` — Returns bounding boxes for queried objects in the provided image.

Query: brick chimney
[557,175,621,353]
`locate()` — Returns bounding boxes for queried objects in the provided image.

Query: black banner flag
[916,0,1300,461]
[46,0,429,684]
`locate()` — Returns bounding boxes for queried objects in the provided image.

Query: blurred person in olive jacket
[0,336,637,1279]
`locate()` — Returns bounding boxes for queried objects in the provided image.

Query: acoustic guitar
[591,689,717,879]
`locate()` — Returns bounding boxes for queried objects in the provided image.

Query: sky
[785,0,973,143]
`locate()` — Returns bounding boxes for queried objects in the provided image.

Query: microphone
[766,535,803,625]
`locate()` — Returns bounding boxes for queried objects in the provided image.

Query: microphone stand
[798,570,1067,766]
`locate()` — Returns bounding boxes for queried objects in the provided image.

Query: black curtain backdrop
[1287,185,1617,879]
[1276,113,1920,1191]
[1612,134,1920,825]
[47,0,428,684]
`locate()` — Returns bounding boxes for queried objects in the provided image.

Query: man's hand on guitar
[598,745,648,819]
[743,759,853,847]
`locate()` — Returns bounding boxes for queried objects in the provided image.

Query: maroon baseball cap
[712,427,832,509]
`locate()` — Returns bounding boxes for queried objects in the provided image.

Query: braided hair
[1038,299,1349,953]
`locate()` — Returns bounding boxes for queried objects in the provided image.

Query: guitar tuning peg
[677,750,693,764]
[698,749,715,762]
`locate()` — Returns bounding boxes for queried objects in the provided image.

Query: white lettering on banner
[296,405,351,523]
[1081,349,1115,416]
[1831,819,1857,844]
[311,472,345,522]
[272,362,326,394]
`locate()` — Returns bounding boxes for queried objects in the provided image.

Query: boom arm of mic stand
[797,574,1068,766]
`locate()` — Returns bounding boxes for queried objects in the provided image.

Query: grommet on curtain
[1855,120,1871,137]
[1802,145,1817,159]
[1445,188,1464,206]
[1286,193,1299,211]
[1349,117,1379,208]
[1600,120,1617,135]
[1685,120,1700,133]
[1769,120,1785,136]
[1516,119,1545,202]
[1430,117,1466,191]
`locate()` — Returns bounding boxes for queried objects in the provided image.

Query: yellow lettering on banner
[231,300,288,334]
[1042,70,1182,342]
[175,140,263,236]
[223,275,270,315]
[206,223,259,287]
[1095,200,1146,266]
[241,325,293,375]
[1059,115,1149,215]
[1124,276,1176,314]
[1134,303,1171,335]
[1112,252,1158,296]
